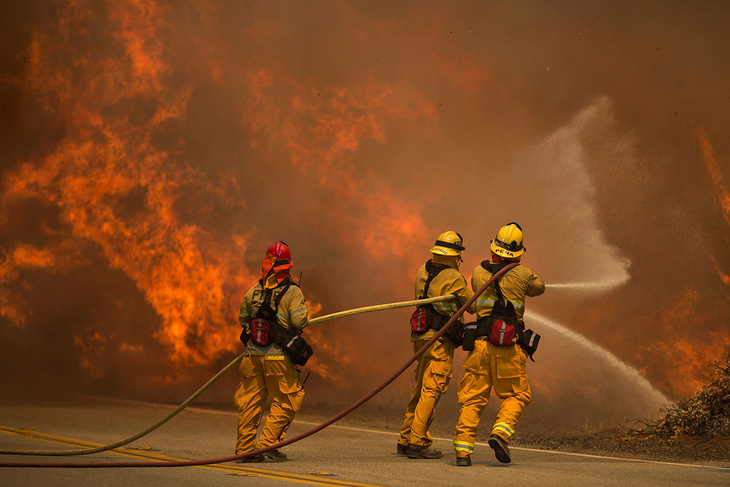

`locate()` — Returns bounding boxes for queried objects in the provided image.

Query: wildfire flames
[1,1,729,426]
[0,1,434,389]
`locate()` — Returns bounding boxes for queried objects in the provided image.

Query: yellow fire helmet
[430,231,465,256]
[490,222,526,259]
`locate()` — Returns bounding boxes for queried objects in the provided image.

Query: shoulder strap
[253,287,273,320]
[480,260,516,275]
[420,260,449,299]
[480,260,517,302]
[261,287,273,306]
[273,278,293,310]
[255,278,293,319]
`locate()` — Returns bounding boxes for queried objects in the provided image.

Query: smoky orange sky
[1,1,729,431]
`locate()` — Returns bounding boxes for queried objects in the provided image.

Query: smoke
[1,1,729,431]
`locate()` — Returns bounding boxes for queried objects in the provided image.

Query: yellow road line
[0,425,382,486]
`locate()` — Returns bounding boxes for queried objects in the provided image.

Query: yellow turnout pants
[398,338,454,448]
[453,340,531,457]
[234,353,304,454]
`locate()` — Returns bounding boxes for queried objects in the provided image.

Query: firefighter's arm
[470,271,480,293]
[238,290,255,328]
[470,265,490,293]
[237,290,256,345]
[238,302,249,328]
[414,265,428,299]
[525,272,546,297]
[448,275,476,314]
[287,287,310,331]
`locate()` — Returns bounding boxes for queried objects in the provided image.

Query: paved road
[0,396,728,487]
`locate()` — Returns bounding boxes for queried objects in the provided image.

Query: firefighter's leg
[409,339,454,448]
[491,345,532,444]
[398,341,429,448]
[234,354,268,454]
[256,356,305,449]
[453,340,492,459]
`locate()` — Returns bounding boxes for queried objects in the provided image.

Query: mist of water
[1,0,727,416]
[525,309,671,406]
[545,276,630,292]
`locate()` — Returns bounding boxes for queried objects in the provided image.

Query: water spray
[537,275,669,404]
[525,309,670,404]
[1,268,669,465]
[545,276,630,292]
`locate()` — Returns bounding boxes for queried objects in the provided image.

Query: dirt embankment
[512,352,730,464]
[517,430,730,464]
[305,352,730,465]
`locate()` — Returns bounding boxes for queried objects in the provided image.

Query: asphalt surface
[1,395,728,487]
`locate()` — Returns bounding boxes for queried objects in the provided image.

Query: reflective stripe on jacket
[471,263,544,322]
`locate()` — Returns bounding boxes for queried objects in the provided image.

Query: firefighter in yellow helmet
[453,223,545,466]
[234,241,310,462]
[397,231,476,459]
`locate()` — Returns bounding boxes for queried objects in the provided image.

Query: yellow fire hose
[1,294,456,456]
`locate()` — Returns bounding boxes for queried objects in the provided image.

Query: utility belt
[410,305,464,346]
[240,318,313,366]
[462,316,540,361]
[462,263,541,360]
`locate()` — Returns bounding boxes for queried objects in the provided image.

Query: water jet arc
[545,277,630,292]
[524,309,671,405]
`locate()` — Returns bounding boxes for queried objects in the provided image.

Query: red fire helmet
[266,241,291,262]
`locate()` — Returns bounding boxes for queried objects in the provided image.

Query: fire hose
[0,263,517,468]
[0,295,455,457]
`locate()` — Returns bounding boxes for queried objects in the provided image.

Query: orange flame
[242,68,433,258]
[709,254,730,286]
[1,1,432,385]
[637,286,730,397]
[0,241,87,328]
[74,331,108,378]
[0,1,255,369]
[699,127,730,227]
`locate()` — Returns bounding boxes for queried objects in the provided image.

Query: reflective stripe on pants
[453,340,531,455]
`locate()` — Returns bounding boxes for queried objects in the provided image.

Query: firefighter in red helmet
[234,241,310,462]
[397,231,476,459]
[453,223,545,466]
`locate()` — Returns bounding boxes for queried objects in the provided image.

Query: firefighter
[452,223,545,466]
[397,231,476,459]
[234,241,309,462]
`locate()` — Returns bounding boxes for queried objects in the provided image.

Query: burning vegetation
[1,1,729,432]
[642,351,730,438]
[515,351,730,463]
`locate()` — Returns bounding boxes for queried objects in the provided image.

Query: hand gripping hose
[0,263,516,468]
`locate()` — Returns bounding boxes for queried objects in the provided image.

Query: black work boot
[456,455,472,467]
[265,449,288,462]
[235,453,264,463]
[397,443,408,456]
[406,444,443,459]
[488,434,511,464]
